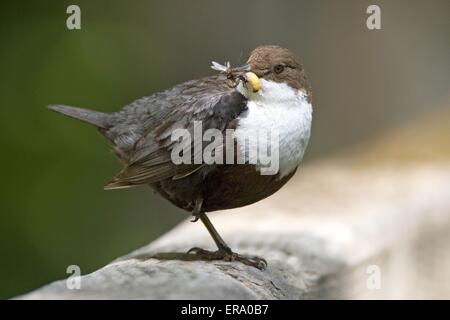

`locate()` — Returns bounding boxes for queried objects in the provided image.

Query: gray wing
[103,75,247,189]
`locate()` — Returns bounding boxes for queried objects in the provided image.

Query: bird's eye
[274,64,284,74]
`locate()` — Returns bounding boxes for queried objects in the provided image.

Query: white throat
[236,79,312,178]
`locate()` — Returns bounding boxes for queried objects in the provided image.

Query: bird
[49,45,313,270]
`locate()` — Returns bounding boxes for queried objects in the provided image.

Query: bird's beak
[233,64,261,93]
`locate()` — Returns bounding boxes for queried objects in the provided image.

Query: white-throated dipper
[49,45,313,269]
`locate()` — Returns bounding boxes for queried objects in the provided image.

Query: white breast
[235,79,312,178]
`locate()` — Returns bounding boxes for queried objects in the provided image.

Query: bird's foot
[187,247,267,270]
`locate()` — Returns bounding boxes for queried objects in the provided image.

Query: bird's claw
[187,247,267,270]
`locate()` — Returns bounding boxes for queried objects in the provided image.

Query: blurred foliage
[0,1,448,298]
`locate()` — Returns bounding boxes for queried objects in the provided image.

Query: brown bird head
[246,45,312,102]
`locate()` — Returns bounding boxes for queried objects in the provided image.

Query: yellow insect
[245,72,261,93]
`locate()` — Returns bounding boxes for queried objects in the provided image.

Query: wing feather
[103,75,247,189]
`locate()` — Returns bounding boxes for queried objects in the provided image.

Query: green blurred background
[0,0,448,299]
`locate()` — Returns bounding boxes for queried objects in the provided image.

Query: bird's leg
[188,199,267,270]
[197,210,232,253]
[189,198,203,222]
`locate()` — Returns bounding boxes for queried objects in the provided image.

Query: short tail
[48,105,111,128]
